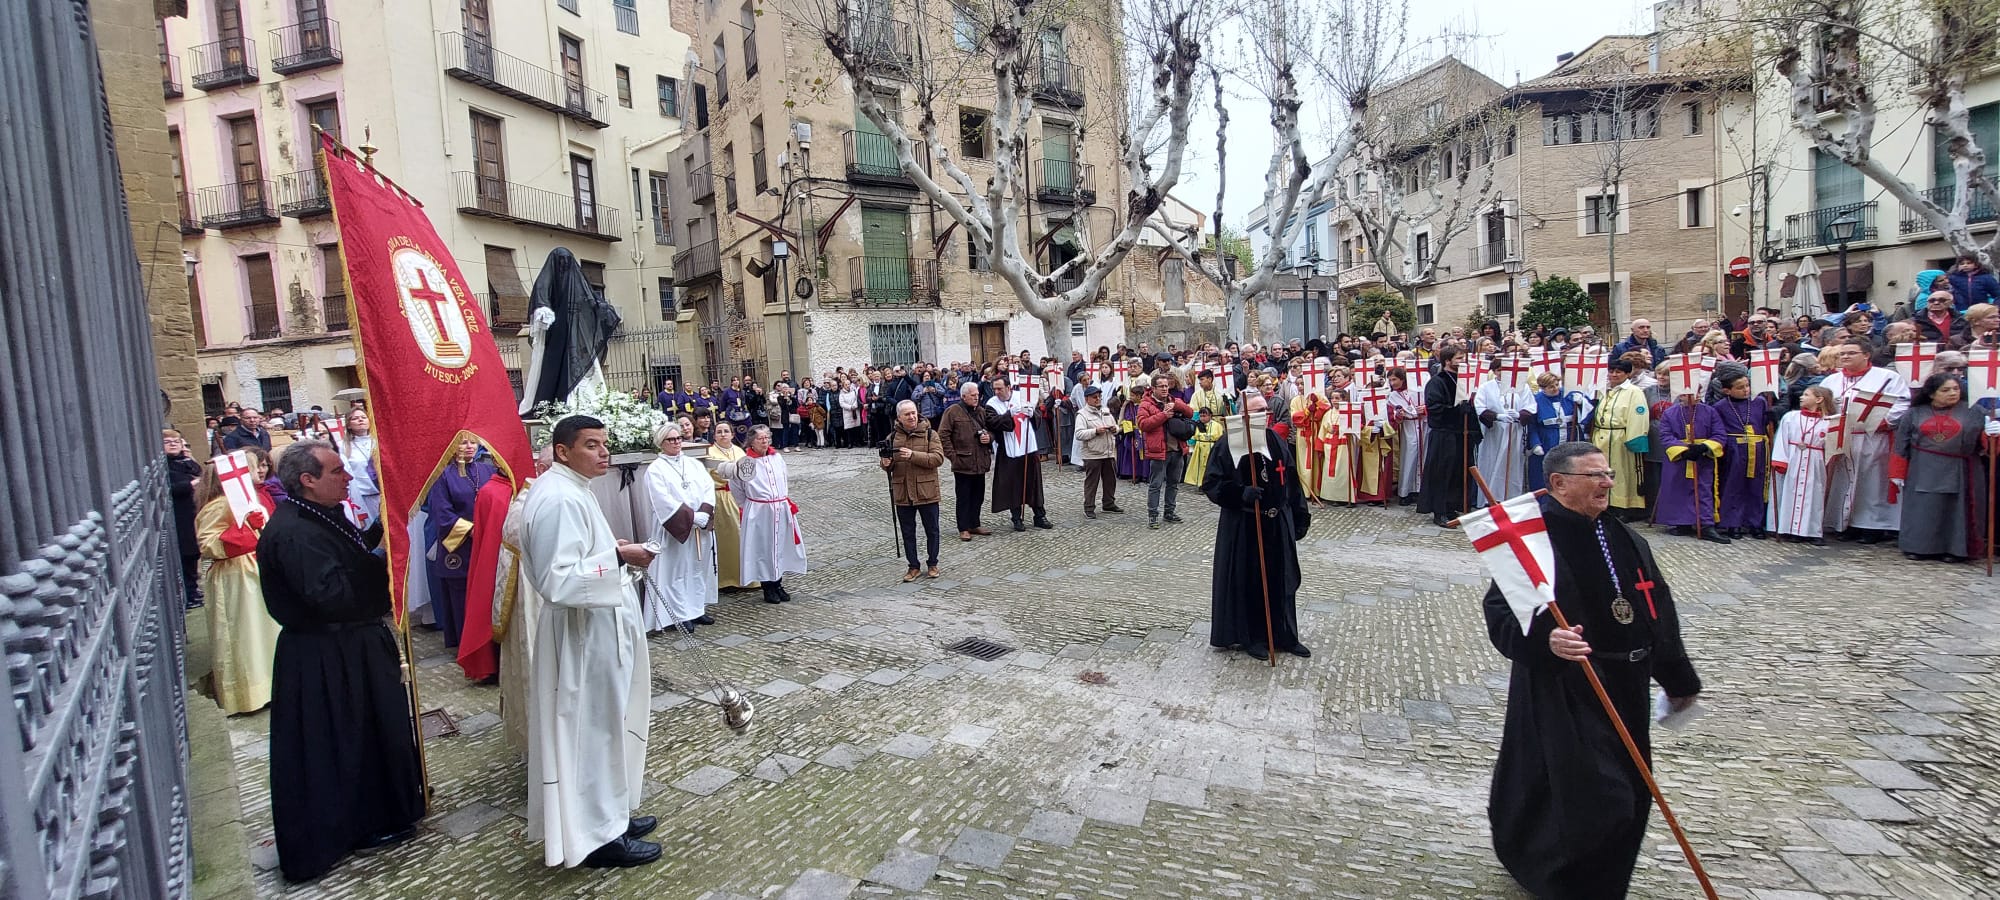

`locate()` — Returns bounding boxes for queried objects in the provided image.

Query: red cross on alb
[1844,387,1895,435]
[1892,342,1940,385]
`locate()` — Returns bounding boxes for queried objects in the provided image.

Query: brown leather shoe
[959,531,974,542]
[971,527,992,536]
[902,568,920,583]
[926,567,942,579]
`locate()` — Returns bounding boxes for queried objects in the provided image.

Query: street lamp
[1293,252,1321,343]
[1824,211,1861,312]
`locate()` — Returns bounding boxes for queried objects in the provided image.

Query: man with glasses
[1485,441,1701,900]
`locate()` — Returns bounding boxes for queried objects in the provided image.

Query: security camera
[1731,204,1747,218]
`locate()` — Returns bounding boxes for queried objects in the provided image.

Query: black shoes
[1855,530,1886,545]
[1700,531,1732,545]
[1085,509,1097,519]
[762,583,782,604]
[1032,515,1054,529]
[1011,514,1027,532]
[353,827,415,856]
[1666,526,1692,537]
[1245,643,1270,661]
[1102,503,1124,514]
[626,816,658,839]
[1285,644,1312,658]
[582,835,661,869]
[773,581,793,603]
[694,614,716,625]
[1432,513,1456,529]
[1163,513,1183,524]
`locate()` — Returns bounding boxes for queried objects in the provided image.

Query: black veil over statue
[524,247,621,409]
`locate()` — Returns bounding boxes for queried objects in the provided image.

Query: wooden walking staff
[1987,423,1998,578]
[1239,402,1278,668]
[1459,466,1721,900]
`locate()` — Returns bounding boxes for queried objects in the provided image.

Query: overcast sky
[1176,0,1656,227]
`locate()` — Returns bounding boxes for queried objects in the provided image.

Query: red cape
[457,472,514,681]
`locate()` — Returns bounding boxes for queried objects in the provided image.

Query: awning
[1786,260,1871,297]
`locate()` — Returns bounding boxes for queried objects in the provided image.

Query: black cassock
[1418,369,1480,517]
[985,403,1047,514]
[1483,498,1701,900]
[1201,429,1311,652]
[257,499,425,883]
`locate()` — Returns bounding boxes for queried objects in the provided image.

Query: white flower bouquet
[533,386,668,455]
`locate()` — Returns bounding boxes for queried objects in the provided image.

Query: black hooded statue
[526,247,621,408]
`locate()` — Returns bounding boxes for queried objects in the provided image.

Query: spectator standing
[1074,385,1121,517]
[223,409,273,452]
[1945,255,1999,312]
[1138,373,1195,529]
[165,429,203,608]
[1610,319,1667,367]
[883,401,945,581]
[1915,293,1970,346]
[939,382,993,541]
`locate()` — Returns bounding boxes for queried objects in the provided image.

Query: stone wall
[95,0,204,451]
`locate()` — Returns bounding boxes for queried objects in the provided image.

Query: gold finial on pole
[358,125,379,167]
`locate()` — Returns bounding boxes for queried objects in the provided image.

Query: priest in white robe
[733,424,808,604]
[641,422,718,631]
[1473,374,1537,505]
[517,415,661,869]
[1817,338,1909,541]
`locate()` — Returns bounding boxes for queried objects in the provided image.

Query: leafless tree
[1746,0,2000,265]
[795,0,1208,357]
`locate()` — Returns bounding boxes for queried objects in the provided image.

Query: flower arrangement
[533,386,668,455]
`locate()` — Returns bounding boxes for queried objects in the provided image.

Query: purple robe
[423,459,496,648]
[1656,402,1725,527]
[1710,395,1771,530]
[1115,400,1151,481]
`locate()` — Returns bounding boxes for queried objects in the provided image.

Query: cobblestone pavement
[212,447,2000,899]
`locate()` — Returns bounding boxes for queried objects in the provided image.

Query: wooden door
[571,156,597,231]
[296,0,327,50]
[461,0,492,74]
[971,322,1007,367]
[1587,281,1612,331]
[560,36,586,112]
[1722,274,1751,321]
[227,116,263,206]
[214,0,243,49]
[470,112,506,213]
[245,253,280,338]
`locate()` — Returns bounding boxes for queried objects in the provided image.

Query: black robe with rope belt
[1483,496,1701,900]
[1201,429,1311,653]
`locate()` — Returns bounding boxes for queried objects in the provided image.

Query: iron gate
[696,285,764,387]
[601,325,681,395]
[0,3,193,898]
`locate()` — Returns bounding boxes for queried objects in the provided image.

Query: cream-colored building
[165,0,691,414]
[1298,41,1752,340]
[668,0,1190,380]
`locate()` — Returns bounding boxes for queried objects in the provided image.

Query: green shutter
[860,207,911,300]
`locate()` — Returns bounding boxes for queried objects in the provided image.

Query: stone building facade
[163,0,691,415]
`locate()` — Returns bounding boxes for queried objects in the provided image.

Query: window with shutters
[616,65,632,107]
[244,253,281,339]
[470,111,507,214]
[571,155,598,231]
[658,277,676,318]
[224,114,265,207]
[484,245,529,325]
[304,97,340,140]
[657,76,679,117]
[580,260,606,301]
[320,244,348,331]
[649,171,672,244]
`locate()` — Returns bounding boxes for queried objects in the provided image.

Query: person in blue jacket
[1525,372,1587,491]
[1944,254,1999,312]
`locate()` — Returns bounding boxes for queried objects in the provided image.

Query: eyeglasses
[1552,469,1617,482]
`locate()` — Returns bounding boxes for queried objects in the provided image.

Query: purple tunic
[1656,402,1725,527]
[423,459,496,648]
[1709,396,1771,529]
[1115,401,1151,481]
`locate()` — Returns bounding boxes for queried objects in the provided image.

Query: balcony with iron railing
[843,256,940,306]
[1784,200,1877,250]
[438,32,608,128]
[688,163,715,202]
[1046,259,1084,293]
[270,19,341,74]
[673,239,721,285]
[247,305,284,340]
[278,167,329,218]
[1035,158,1096,205]
[162,52,182,97]
[1034,55,1085,108]
[845,130,912,186]
[845,17,913,77]
[189,37,258,91]
[177,193,203,234]
[195,180,279,230]
[452,171,623,241]
[1466,240,1515,272]
[1899,185,1998,235]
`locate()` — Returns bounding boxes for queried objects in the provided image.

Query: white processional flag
[1224,410,1270,466]
[213,450,265,527]
[1459,492,1557,634]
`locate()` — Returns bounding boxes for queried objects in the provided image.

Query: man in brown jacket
[938,382,994,541]
[883,400,946,581]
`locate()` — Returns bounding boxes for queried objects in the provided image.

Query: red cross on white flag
[1012,367,1039,407]
[1455,356,1487,405]
[1967,346,2000,402]
[1406,363,1431,392]
[1843,386,1895,435]
[1892,341,1940,385]
[1746,347,1783,398]
[1111,358,1130,390]
[321,415,347,451]
[1360,385,1389,424]
[1302,357,1330,396]
[1335,401,1365,436]
[1460,491,1557,634]
[1496,355,1534,391]
[1665,353,1711,398]
[1529,348,1564,379]
[213,450,264,527]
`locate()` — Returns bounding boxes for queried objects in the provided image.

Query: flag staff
[1461,465,1717,900]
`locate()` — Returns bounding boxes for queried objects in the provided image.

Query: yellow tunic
[195,499,281,714]
[1590,382,1652,510]
[1316,406,1356,502]
[704,443,756,589]
[1183,388,1229,486]
[1355,422,1395,499]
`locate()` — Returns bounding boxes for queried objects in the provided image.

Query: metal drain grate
[945,636,1015,661]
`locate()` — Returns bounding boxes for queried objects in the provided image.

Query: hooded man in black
[1419,346,1480,527]
[1201,389,1312,661]
[1484,441,1701,899]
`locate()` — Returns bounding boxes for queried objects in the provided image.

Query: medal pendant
[1611,597,1635,625]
